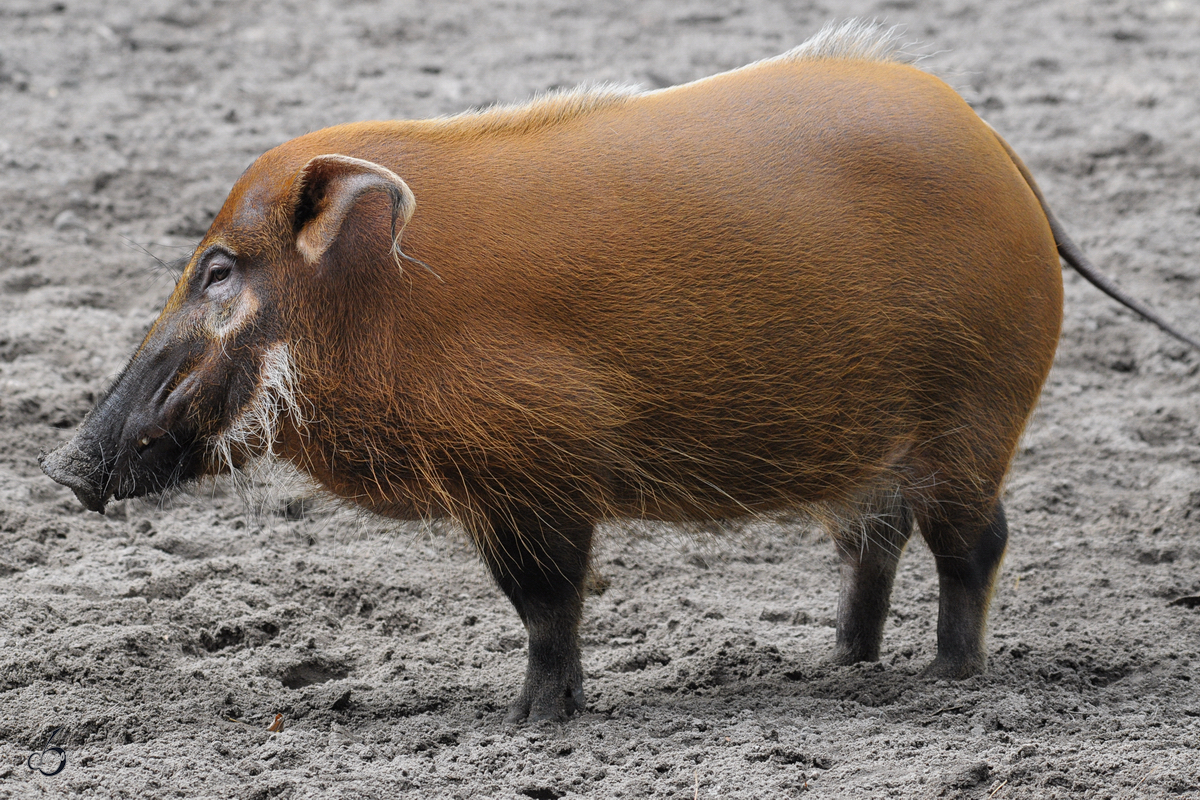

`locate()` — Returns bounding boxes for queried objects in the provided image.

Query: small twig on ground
[987,779,1008,798]
[929,704,967,716]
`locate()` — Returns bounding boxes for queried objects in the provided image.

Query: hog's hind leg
[917,500,1009,678]
[832,494,916,665]
[479,509,593,723]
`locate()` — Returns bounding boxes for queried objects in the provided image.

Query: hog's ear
[291,154,416,266]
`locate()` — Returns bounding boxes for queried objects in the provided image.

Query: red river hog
[40,21,1199,722]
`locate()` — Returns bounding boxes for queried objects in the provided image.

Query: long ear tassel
[387,186,443,282]
[397,246,443,282]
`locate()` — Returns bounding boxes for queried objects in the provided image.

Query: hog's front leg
[479,510,593,723]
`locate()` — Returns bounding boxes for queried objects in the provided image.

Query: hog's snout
[41,407,204,515]
[39,332,213,514]
[39,437,111,514]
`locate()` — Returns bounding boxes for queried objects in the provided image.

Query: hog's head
[40,152,418,513]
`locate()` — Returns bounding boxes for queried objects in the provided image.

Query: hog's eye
[203,257,234,290]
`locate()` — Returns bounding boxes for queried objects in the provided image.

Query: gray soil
[2,0,1199,798]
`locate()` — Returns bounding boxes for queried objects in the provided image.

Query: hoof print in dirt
[275,658,350,690]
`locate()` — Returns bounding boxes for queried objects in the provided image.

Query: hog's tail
[989,126,1200,352]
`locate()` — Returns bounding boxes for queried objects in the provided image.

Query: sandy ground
[2,0,1199,797]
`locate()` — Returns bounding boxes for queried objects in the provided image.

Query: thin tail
[990,127,1200,352]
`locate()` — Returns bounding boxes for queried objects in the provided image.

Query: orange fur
[203,55,1061,548]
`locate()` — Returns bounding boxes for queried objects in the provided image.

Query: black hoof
[922,654,985,680]
[504,680,585,724]
[831,646,879,666]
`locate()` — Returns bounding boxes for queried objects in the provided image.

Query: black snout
[38,438,110,513]
[39,334,208,514]
[39,404,204,516]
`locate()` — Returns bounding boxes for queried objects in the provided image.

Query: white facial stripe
[209,342,305,476]
[205,289,261,340]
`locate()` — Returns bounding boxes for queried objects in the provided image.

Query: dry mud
[2,0,1199,798]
